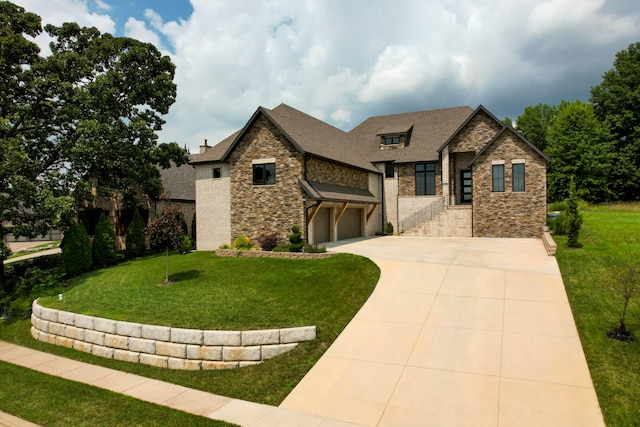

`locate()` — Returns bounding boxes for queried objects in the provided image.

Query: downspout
[396,164,400,234]
[380,170,386,234]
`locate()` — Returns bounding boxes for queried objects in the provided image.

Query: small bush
[125,209,146,259]
[92,213,117,267]
[304,243,327,253]
[63,221,92,276]
[550,214,569,235]
[288,225,304,252]
[257,232,280,251]
[232,236,252,250]
[219,243,232,249]
[179,235,193,254]
[385,221,394,235]
[273,244,291,252]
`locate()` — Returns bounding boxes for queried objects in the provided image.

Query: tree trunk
[165,249,169,283]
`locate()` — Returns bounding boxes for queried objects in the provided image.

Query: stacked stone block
[31,300,316,370]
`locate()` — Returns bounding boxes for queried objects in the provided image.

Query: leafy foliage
[515,103,558,151]
[232,236,252,250]
[0,2,186,279]
[146,206,184,283]
[591,42,640,201]
[62,221,92,276]
[566,179,583,248]
[546,100,614,202]
[288,225,304,252]
[303,243,327,253]
[125,209,146,258]
[92,213,117,267]
[257,232,280,251]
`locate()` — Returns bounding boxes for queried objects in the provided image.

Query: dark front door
[461,170,472,204]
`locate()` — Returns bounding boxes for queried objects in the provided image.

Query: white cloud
[11,0,640,152]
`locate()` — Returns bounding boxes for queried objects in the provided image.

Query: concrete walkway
[0,236,605,426]
[281,236,605,426]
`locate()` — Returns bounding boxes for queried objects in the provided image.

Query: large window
[252,163,276,185]
[416,163,436,195]
[512,163,525,192]
[492,164,504,192]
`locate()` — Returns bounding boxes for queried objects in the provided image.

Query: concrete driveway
[281,236,605,427]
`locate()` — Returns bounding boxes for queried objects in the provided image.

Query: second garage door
[338,208,362,240]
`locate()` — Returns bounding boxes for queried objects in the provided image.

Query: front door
[461,170,472,204]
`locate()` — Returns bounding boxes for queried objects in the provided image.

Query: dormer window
[377,125,413,150]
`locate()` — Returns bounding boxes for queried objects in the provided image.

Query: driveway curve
[281,236,605,427]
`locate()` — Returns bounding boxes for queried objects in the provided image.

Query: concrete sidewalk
[281,236,605,426]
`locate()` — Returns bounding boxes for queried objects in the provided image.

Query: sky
[12,0,640,153]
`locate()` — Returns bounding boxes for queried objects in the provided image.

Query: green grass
[0,252,379,406]
[0,361,236,426]
[554,203,640,426]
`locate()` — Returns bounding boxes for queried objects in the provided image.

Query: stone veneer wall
[30,300,316,370]
[306,158,368,189]
[448,112,501,153]
[472,130,547,238]
[229,115,305,242]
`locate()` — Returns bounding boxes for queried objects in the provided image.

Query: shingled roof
[348,106,474,163]
[158,155,196,201]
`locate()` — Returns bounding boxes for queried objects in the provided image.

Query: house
[191,104,549,250]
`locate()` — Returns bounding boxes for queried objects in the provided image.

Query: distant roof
[348,106,474,163]
[158,155,196,201]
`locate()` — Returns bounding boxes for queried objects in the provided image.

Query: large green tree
[515,103,559,152]
[546,100,614,202]
[0,3,186,287]
[591,41,640,200]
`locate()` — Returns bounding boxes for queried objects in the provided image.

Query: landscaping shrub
[550,214,569,235]
[62,221,92,276]
[232,236,252,250]
[92,213,117,267]
[385,221,394,235]
[257,232,280,251]
[567,179,583,248]
[125,209,146,259]
[288,225,304,252]
[273,244,291,252]
[303,243,327,253]
[179,235,193,254]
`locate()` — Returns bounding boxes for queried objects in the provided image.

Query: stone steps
[404,205,472,237]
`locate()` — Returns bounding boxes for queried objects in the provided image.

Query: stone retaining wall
[30,300,316,370]
[214,249,335,259]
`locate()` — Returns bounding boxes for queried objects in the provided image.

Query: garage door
[313,208,331,244]
[338,208,362,240]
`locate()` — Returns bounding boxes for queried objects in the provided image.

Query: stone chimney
[199,139,210,154]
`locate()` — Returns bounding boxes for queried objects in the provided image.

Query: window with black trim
[213,167,221,179]
[492,164,504,192]
[512,163,525,192]
[385,163,395,178]
[416,163,436,195]
[252,163,276,185]
[385,136,400,145]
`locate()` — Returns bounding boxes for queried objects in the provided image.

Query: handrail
[399,197,445,232]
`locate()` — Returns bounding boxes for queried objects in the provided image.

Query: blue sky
[12,0,640,153]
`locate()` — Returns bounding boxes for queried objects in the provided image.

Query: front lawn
[0,252,379,405]
[554,203,640,426]
[0,361,236,426]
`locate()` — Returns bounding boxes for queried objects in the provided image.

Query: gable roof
[191,104,378,172]
[158,155,196,201]
[348,106,474,163]
[468,126,551,166]
[438,105,550,164]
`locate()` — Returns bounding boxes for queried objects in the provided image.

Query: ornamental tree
[146,206,184,284]
[125,209,146,258]
[62,221,92,276]
[92,212,117,267]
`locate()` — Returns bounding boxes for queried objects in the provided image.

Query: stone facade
[471,130,547,237]
[229,116,305,242]
[31,300,316,370]
[448,111,501,153]
[307,158,368,189]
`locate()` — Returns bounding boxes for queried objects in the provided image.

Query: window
[252,163,275,185]
[416,163,436,195]
[492,164,504,192]
[213,167,221,179]
[385,163,395,178]
[512,163,525,192]
[385,136,400,145]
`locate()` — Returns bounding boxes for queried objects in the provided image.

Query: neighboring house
[191,104,549,250]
